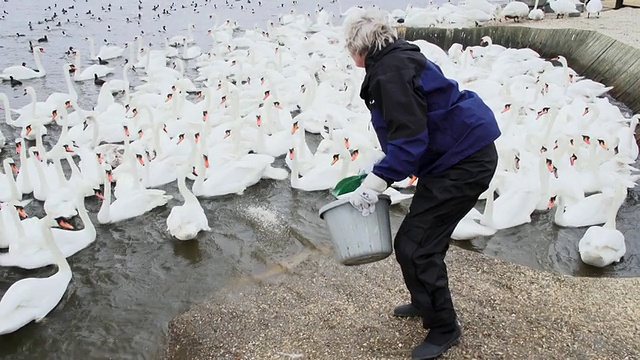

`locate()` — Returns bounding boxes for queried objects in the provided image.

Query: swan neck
[483,188,494,227]
[101,173,112,219]
[3,161,19,200]
[290,148,300,186]
[8,203,27,239]
[54,158,67,185]
[64,67,78,102]
[42,219,71,272]
[87,37,97,60]
[34,48,45,73]
[77,200,93,232]
[179,173,198,204]
[33,155,49,195]
[33,128,45,154]
[0,95,14,125]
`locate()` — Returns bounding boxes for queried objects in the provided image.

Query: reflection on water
[0,0,639,359]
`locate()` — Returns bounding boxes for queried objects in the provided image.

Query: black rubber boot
[411,322,461,360]
[393,303,421,317]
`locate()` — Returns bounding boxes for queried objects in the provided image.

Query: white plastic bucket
[319,194,393,266]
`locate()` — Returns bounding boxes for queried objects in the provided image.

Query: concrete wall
[398,26,640,114]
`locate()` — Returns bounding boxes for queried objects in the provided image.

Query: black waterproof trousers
[394,142,498,329]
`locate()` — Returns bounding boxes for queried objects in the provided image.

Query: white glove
[349,173,388,216]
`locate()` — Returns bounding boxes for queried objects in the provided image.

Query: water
[0,0,639,359]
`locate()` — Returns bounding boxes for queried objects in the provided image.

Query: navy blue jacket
[360,40,501,183]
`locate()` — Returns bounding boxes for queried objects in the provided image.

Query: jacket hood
[364,40,421,71]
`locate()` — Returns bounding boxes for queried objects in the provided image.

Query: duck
[94,73,106,86]
[166,166,211,240]
[9,76,22,87]
[0,215,72,335]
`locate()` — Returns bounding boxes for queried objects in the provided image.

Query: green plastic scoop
[331,173,367,197]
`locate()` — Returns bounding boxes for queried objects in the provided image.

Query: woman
[345,9,500,360]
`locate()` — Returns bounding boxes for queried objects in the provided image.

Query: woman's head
[344,9,397,67]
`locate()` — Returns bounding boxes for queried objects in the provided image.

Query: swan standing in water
[167,166,211,240]
[0,47,46,80]
[0,215,72,335]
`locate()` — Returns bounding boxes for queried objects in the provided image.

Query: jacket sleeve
[369,69,429,182]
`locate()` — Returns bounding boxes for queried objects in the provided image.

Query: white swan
[528,0,545,20]
[72,50,114,81]
[549,0,578,18]
[500,1,530,21]
[169,23,196,46]
[0,216,72,335]
[578,182,626,267]
[0,158,20,202]
[167,168,211,240]
[192,144,274,198]
[97,167,172,224]
[14,87,57,128]
[42,157,79,218]
[291,143,351,192]
[615,115,640,162]
[451,207,497,240]
[85,36,125,60]
[549,187,616,228]
[15,138,33,195]
[585,0,602,18]
[0,47,46,80]
[480,176,539,230]
[51,196,97,258]
[181,37,202,60]
[107,62,133,94]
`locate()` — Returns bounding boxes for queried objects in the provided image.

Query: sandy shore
[162,247,640,359]
[160,10,640,360]
[500,7,640,48]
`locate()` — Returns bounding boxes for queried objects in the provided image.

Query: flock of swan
[388,0,602,28]
[0,1,636,336]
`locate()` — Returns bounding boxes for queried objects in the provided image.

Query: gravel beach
[160,8,640,360]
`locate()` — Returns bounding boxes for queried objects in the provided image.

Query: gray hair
[344,9,397,56]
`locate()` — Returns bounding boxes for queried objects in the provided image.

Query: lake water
[0,0,638,359]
